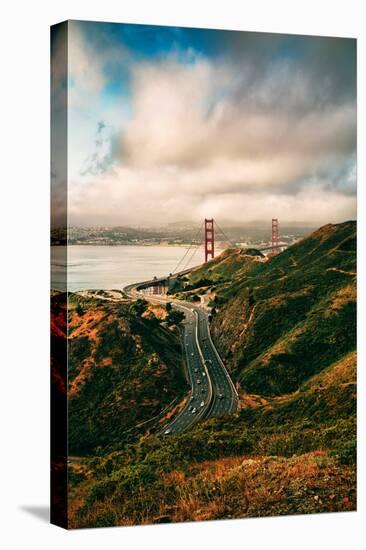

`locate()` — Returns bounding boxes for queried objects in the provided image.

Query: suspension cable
[171,222,203,275]
[180,240,201,272]
[214,220,236,249]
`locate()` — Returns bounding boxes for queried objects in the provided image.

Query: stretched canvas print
[51,20,357,529]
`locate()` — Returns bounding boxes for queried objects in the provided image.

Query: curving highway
[195,308,238,418]
[124,280,238,435]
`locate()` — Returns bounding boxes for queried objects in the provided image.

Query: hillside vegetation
[68,343,355,527]
[67,222,356,527]
[210,221,356,396]
[65,294,187,454]
[168,248,263,301]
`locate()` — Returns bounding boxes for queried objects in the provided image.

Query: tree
[167,310,185,326]
[129,299,148,317]
[76,303,84,316]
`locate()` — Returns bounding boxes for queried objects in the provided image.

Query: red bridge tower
[204,218,215,262]
[272,218,279,248]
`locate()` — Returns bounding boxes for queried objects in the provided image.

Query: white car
[197,380,201,385]
[200,401,205,407]
[202,372,206,377]
[191,352,194,357]
[164,429,171,435]
[192,408,197,414]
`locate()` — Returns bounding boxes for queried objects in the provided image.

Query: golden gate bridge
[137,218,287,296]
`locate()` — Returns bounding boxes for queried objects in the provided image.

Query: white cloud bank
[66,26,356,227]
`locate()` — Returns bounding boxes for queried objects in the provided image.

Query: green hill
[190,247,263,284]
[210,221,356,396]
[168,248,263,301]
[65,293,187,455]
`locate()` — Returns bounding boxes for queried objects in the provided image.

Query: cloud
[66,23,356,227]
[67,22,131,182]
[51,23,68,228]
[68,161,356,227]
[120,55,355,170]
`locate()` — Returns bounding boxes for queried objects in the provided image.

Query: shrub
[129,299,148,316]
[75,304,84,316]
[332,437,356,465]
[93,510,117,527]
[167,310,185,326]
[85,480,117,506]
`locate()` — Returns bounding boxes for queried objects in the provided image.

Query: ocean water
[51,245,205,292]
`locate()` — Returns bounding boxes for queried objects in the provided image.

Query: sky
[52,20,356,227]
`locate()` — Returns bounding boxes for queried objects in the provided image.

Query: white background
[1,1,365,548]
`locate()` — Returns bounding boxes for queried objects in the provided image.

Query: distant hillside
[58,293,187,454]
[168,248,263,301]
[190,247,263,283]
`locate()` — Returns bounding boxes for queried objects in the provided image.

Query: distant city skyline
[65,219,319,230]
[52,21,356,227]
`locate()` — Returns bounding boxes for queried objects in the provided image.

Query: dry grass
[142,303,168,321]
[240,393,269,409]
[303,351,356,391]
[324,284,356,318]
[68,450,356,528]
[166,451,355,523]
